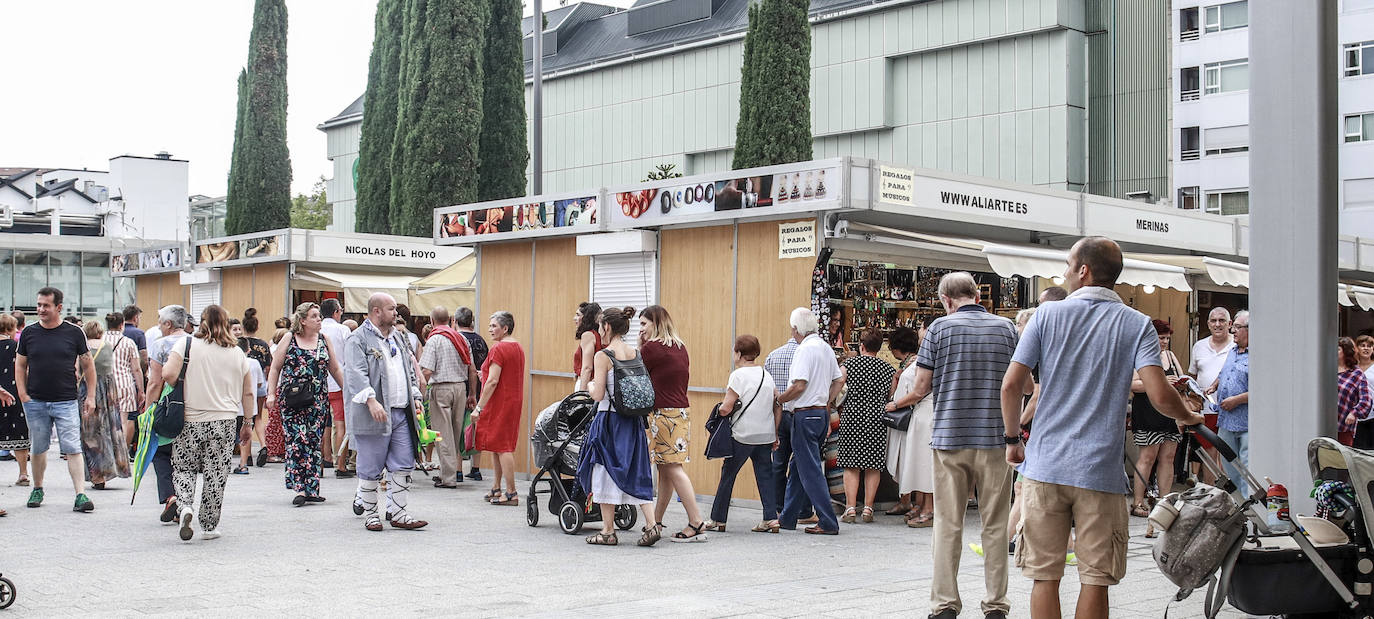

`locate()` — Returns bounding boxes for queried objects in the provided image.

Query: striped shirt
[915,304,1019,450]
[104,332,141,413]
[764,338,800,412]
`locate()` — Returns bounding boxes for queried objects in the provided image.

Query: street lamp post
[531,0,543,196]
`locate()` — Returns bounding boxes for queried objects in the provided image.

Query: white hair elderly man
[146,304,191,523]
[1188,307,1234,480]
[774,307,844,534]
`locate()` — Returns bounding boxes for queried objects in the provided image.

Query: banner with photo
[435,195,599,243]
[111,245,182,277]
[195,232,289,266]
[608,163,840,228]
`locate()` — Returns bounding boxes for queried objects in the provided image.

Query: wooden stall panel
[737,219,816,361]
[1116,284,1190,362]
[219,266,255,320]
[527,374,575,476]
[254,263,290,320]
[159,273,188,310]
[135,275,161,329]
[478,242,536,474]
[532,238,590,375]
[659,226,736,388]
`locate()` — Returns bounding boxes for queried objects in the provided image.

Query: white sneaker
[178,511,194,541]
[202,529,222,540]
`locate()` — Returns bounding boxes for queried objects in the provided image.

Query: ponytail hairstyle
[1340,336,1359,371]
[576,301,602,340]
[243,308,260,334]
[289,302,320,335]
[638,305,684,348]
[599,306,636,339]
[196,304,237,348]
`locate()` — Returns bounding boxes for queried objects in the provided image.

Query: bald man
[419,306,477,487]
[343,293,428,531]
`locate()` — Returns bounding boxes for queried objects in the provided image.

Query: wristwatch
[1004,434,1023,445]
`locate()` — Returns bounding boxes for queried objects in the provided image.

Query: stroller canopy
[1308,437,1374,544]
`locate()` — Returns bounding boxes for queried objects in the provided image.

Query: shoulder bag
[705,369,766,459]
[152,337,192,439]
[881,401,915,431]
[280,335,318,411]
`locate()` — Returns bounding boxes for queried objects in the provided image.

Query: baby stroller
[525,392,638,535]
[1153,424,1370,618]
[0,571,14,609]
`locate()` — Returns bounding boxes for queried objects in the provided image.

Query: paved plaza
[0,457,1243,618]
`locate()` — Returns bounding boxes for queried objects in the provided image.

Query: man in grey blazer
[345,293,428,531]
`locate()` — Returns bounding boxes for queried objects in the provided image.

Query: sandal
[840,506,857,524]
[701,520,726,532]
[484,488,502,501]
[586,531,618,545]
[861,506,875,523]
[638,523,663,547]
[670,521,709,543]
[490,491,519,506]
[885,503,912,516]
[16,476,29,487]
[751,520,780,533]
[1130,503,1152,518]
[907,512,934,528]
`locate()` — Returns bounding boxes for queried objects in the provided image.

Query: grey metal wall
[1086,0,1170,200]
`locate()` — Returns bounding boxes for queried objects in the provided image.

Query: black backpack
[602,349,655,417]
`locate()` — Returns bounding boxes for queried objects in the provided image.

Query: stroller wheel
[614,504,638,531]
[526,495,539,527]
[0,576,15,609]
[559,501,585,535]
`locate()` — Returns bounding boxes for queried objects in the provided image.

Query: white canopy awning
[1351,286,1374,311]
[982,243,1192,292]
[1125,254,1250,288]
[1340,283,1357,308]
[292,268,418,310]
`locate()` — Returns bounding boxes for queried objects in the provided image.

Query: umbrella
[130,385,172,505]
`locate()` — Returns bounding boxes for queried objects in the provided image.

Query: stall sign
[1083,198,1237,254]
[875,167,1080,234]
[879,166,915,206]
[195,231,289,266]
[434,195,599,244]
[111,245,182,277]
[608,162,844,229]
[778,221,817,259]
[308,232,464,268]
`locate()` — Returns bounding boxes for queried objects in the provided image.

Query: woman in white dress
[884,326,934,528]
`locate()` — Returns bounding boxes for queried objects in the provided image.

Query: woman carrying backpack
[577,307,661,547]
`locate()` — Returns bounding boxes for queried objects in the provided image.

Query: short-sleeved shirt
[640,340,690,408]
[764,339,800,412]
[461,331,488,373]
[321,319,352,392]
[1216,348,1250,432]
[789,334,841,409]
[420,334,469,384]
[123,323,147,352]
[1189,337,1234,407]
[151,333,189,366]
[916,304,1019,450]
[1011,286,1161,495]
[727,366,777,445]
[17,321,89,402]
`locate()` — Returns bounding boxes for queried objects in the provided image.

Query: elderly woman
[147,305,190,521]
[837,329,896,524]
[705,335,780,533]
[266,302,343,506]
[885,326,934,528]
[78,318,132,489]
[161,305,254,541]
[472,311,526,505]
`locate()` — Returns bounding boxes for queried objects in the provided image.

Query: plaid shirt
[1338,368,1372,433]
[764,338,799,412]
[419,333,469,384]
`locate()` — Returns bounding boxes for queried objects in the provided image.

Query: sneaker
[970,542,984,557]
[73,494,94,512]
[930,609,958,619]
[202,529,222,540]
[985,611,1008,619]
[466,470,483,481]
[179,510,194,541]
[160,499,179,523]
[26,487,43,508]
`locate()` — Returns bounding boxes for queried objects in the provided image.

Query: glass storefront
[1,249,127,318]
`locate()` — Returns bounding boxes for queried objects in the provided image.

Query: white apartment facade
[1172,0,1374,235]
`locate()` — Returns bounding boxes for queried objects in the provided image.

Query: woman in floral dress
[266,303,343,505]
[78,320,131,488]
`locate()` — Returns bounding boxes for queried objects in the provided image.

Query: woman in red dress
[472,311,526,505]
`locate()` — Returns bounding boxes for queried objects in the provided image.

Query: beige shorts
[1016,478,1129,586]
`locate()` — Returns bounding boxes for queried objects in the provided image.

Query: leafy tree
[226,0,292,235]
[644,163,684,181]
[478,0,530,201]
[390,0,490,236]
[731,2,762,169]
[226,68,248,218]
[734,0,811,168]
[355,0,404,234]
[290,176,331,230]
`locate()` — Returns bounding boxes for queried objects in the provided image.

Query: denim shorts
[24,400,82,456]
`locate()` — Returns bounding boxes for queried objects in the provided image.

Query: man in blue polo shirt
[1001,236,1203,619]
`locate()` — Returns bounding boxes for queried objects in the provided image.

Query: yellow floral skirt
[648,407,690,465]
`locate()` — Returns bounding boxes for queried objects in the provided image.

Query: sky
[1,1,378,198]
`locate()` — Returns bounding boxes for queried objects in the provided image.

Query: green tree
[735,0,812,168]
[731,2,762,169]
[644,163,684,181]
[226,68,248,216]
[290,176,332,230]
[477,0,529,201]
[354,0,405,234]
[226,0,293,235]
[390,0,490,236]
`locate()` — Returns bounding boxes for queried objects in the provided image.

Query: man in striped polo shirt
[913,272,1021,619]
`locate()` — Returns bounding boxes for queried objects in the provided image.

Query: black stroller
[0,571,14,609]
[525,392,637,535]
[1157,424,1371,618]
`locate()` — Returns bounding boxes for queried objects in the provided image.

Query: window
[1346,41,1374,77]
[12,251,45,313]
[0,250,11,312]
[1180,7,1200,41]
[1348,113,1374,142]
[1203,1,1248,33]
[1180,67,1201,101]
[1204,125,1249,155]
[1205,190,1250,216]
[1204,59,1249,95]
[81,252,112,317]
[1346,178,1374,210]
[1178,186,1201,210]
[47,251,80,317]
[1180,127,1201,160]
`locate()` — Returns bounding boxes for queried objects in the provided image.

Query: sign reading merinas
[343,244,437,260]
[1135,219,1170,233]
[939,191,1030,215]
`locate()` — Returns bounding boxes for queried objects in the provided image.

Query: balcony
[1181,89,1200,101]
[1180,29,1200,42]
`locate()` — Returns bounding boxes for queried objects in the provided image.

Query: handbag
[881,403,914,431]
[152,337,191,439]
[705,369,766,459]
[280,335,317,410]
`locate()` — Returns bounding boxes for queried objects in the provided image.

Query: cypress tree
[226,68,248,222]
[354,0,404,234]
[390,0,490,236]
[731,2,762,170]
[226,0,292,235]
[751,0,812,166]
[477,0,529,201]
